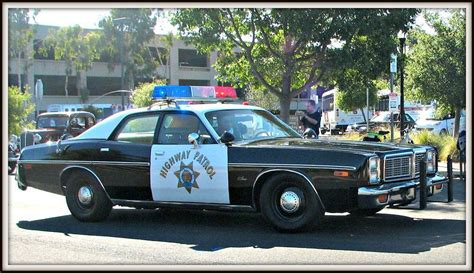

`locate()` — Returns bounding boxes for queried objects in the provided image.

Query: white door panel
[150,144,229,204]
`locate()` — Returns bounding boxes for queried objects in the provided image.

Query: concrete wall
[8,25,219,112]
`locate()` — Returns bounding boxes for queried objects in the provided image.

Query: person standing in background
[296,100,321,138]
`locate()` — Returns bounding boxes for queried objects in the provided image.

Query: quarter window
[115,115,160,144]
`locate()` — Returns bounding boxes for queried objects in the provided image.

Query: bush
[8,85,35,137]
[130,79,167,108]
[411,130,458,161]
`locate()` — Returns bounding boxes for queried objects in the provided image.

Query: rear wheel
[259,173,324,232]
[349,207,384,217]
[65,172,112,222]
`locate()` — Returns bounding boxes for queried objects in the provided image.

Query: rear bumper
[358,174,448,209]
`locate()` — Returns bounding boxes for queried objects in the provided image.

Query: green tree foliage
[334,69,378,122]
[405,9,466,137]
[171,8,417,122]
[99,8,159,90]
[8,85,35,136]
[8,8,39,91]
[130,79,167,108]
[41,25,101,101]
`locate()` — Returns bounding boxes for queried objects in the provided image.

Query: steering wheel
[253,129,270,138]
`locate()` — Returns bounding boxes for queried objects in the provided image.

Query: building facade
[8,25,219,113]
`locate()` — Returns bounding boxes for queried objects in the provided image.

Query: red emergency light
[214,86,237,98]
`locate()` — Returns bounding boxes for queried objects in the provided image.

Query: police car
[16,85,449,232]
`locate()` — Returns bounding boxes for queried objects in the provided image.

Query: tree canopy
[405,9,466,137]
[99,8,160,90]
[8,8,39,91]
[171,8,418,121]
[41,25,102,100]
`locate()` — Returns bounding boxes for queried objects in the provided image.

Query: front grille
[385,156,411,180]
[415,153,425,174]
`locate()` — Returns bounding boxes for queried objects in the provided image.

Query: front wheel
[65,172,112,222]
[259,173,324,232]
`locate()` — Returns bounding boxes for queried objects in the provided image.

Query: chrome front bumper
[358,174,449,209]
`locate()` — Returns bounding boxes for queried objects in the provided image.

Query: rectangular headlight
[426,150,436,174]
[368,156,381,184]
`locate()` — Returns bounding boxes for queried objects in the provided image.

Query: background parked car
[415,110,466,135]
[20,111,96,149]
[348,111,416,132]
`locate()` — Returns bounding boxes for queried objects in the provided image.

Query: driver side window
[158,113,216,145]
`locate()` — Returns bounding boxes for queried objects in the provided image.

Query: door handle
[155,151,165,156]
[100,148,110,152]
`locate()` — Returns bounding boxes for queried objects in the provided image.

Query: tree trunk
[17,53,22,90]
[64,74,69,97]
[359,107,367,123]
[76,70,88,102]
[279,98,291,123]
[453,107,461,138]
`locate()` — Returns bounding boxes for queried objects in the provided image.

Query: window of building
[179,79,210,86]
[34,75,78,96]
[8,74,27,88]
[87,77,122,96]
[178,49,208,67]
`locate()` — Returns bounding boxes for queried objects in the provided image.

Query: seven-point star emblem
[174,161,200,193]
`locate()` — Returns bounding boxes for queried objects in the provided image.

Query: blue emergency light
[152,85,192,99]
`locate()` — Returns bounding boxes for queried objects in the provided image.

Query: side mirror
[188,133,200,148]
[303,128,317,139]
[219,131,235,145]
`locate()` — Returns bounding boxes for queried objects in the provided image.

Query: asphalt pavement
[4,167,469,269]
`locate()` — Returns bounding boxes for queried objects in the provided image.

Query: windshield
[37,116,69,129]
[205,109,301,142]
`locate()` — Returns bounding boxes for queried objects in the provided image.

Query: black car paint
[18,135,417,212]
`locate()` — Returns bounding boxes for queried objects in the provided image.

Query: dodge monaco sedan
[16,86,448,232]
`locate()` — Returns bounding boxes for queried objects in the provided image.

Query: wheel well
[252,169,325,213]
[59,166,107,197]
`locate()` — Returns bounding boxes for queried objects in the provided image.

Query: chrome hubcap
[77,186,93,205]
[280,191,300,213]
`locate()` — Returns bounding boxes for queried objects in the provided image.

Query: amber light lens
[377,194,388,203]
[334,171,349,177]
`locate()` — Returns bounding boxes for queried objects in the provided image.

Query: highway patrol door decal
[150,144,229,204]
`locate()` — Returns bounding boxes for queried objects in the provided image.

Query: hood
[416,119,444,127]
[237,137,415,156]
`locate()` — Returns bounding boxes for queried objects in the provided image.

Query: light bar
[152,85,238,100]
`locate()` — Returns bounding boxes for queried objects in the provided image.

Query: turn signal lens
[334,171,349,177]
[377,194,388,203]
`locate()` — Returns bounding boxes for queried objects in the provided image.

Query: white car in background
[415,111,466,135]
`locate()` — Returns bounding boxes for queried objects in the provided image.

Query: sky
[29,8,438,35]
[29,9,175,34]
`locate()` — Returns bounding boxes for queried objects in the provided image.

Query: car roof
[75,103,265,140]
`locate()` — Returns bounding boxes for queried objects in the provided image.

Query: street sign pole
[390,73,394,142]
[389,53,397,142]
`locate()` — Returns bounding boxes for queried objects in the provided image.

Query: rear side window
[114,114,160,144]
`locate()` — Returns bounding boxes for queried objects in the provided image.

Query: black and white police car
[16,85,448,232]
